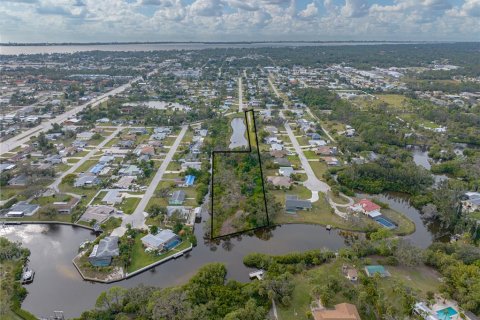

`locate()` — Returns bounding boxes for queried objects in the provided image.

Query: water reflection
[229,118,248,149]
[2,222,347,318]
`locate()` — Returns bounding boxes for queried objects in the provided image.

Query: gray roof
[170,190,186,203]
[102,190,122,204]
[9,201,40,215]
[285,195,312,210]
[89,236,119,258]
[141,230,178,248]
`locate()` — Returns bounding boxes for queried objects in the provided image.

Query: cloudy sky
[1,0,479,43]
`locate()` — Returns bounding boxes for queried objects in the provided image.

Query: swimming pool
[436,307,458,320]
[374,216,396,229]
[165,239,181,250]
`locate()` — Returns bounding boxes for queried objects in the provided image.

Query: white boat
[21,267,35,284]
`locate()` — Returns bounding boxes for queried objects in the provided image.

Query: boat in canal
[21,267,35,284]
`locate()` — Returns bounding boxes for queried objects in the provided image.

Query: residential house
[89,236,119,267]
[270,143,283,151]
[129,128,148,135]
[322,156,340,166]
[135,145,155,157]
[312,303,361,320]
[102,190,123,205]
[315,146,337,156]
[181,161,202,171]
[6,202,40,217]
[0,163,15,172]
[279,166,294,177]
[151,133,166,141]
[79,205,115,223]
[267,176,292,189]
[118,165,143,176]
[349,199,381,218]
[8,174,28,186]
[285,195,312,213]
[166,206,191,219]
[270,150,288,158]
[309,139,327,146]
[117,140,135,149]
[44,155,63,165]
[52,197,80,214]
[169,190,186,205]
[98,155,115,164]
[114,176,136,189]
[154,127,172,134]
[141,230,181,251]
[274,158,291,167]
[74,173,101,187]
[77,131,95,140]
[72,140,88,148]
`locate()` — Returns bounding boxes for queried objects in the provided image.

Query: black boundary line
[210,109,270,240]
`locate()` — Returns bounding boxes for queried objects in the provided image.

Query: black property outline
[210,109,270,240]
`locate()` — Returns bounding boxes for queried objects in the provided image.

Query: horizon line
[2,40,476,46]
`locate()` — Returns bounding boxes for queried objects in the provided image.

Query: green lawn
[32,194,71,206]
[381,208,416,236]
[67,158,80,164]
[0,187,25,200]
[118,197,141,214]
[127,233,191,273]
[74,160,97,173]
[309,161,328,180]
[303,150,317,159]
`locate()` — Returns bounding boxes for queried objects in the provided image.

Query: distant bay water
[0,41,419,55]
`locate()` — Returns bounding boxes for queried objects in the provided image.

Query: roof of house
[9,201,39,215]
[312,303,361,320]
[170,190,186,203]
[141,230,178,248]
[357,199,381,212]
[285,195,312,210]
[267,176,292,188]
[102,190,123,204]
[89,236,119,259]
[279,166,295,176]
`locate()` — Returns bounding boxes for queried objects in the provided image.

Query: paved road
[50,127,123,192]
[268,76,352,217]
[112,125,188,236]
[0,69,157,155]
[238,77,243,113]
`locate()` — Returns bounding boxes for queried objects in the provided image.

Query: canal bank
[0,191,439,318]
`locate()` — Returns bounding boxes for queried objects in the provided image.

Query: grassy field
[127,233,191,273]
[0,187,25,200]
[118,197,141,214]
[74,160,98,173]
[374,94,408,109]
[303,150,317,159]
[381,208,416,236]
[309,161,328,180]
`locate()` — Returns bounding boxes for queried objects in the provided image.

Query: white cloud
[0,0,479,42]
[341,0,369,17]
[298,2,318,19]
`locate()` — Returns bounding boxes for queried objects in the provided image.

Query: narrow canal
[229,117,248,149]
[2,218,347,318]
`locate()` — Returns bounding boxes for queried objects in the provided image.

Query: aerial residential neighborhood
[0,15,479,320]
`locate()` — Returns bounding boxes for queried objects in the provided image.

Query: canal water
[2,220,346,318]
[412,148,448,185]
[229,117,248,149]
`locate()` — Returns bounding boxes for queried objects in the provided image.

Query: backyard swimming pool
[374,216,397,229]
[436,307,458,320]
